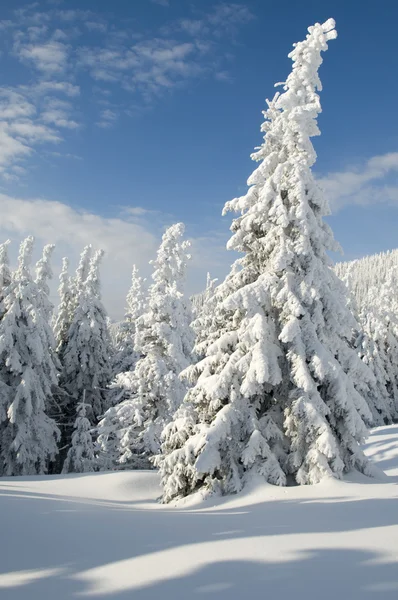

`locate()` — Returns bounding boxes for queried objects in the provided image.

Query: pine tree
[96,223,193,470]
[0,240,11,312]
[35,243,55,321]
[53,257,74,355]
[157,19,376,503]
[62,393,95,474]
[0,240,12,414]
[0,237,60,475]
[111,265,146,379]
[61,249,112,429]
[72,244,92,301]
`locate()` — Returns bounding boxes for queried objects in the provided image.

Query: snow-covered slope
[0,426,397,599]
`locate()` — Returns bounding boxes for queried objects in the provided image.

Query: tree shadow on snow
[0,483,397,599]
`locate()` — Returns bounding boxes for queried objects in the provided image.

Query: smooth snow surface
[0,426,397,599]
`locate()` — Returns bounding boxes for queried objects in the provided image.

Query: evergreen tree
[157,19,376,503]
[61,249,112,428]
[96,223,193,469]
[191,272,219,359]
[62,393,95,474]
[0,237,59,475]
[111,265,146,379]
[53,257,74,355]
[0,240,12,413]
[72,244,92,301]
[35,243,55,321]
[0,240,11,311]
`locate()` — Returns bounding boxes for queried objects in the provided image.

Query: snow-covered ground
[0,426,397,599]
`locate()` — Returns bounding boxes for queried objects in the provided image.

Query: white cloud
[31,80,80,97]
[318,152,398,212]
[0,126,31,172]
[17,40,69,74]
[0,2,253,178]
[7,121,60,143]
[208,3,254,30]
[85,21,107,33]
[96,108,119,129]
[0,193,159,318]
[40,97,79,129]
[0,89,36,120]
[0,193,231,319]
[0,86,80,178]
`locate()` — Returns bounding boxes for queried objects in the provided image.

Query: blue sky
[0,0,397,317]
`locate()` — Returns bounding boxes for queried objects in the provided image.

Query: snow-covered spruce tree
[72,244,92,299]
[96,223,193,470]
[0,240,11,313]
[0,240,12,414]
[111,265,146,380]
[157,19,377,503]
[0,237,60,476]
[35,243,55,320]
[54,250,97,471]
[62,393,95,474]
[61,249,113,430]
[53,257,74,356]
[190,272,220,359]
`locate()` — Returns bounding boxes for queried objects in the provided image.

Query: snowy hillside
[0,425,397,599]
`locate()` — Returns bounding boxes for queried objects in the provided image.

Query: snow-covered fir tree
[35,243,55,321]
[0,240,12,407]
[61,248,113,430]
[72,244,92,300]
[190,272,220,360]
[0,240,11,312]
[96,223,193,470]
[157,19,377,503]
[53,257,74,356]
[111,265,146,379]
[0,237,59,475]
[62,393,95,474]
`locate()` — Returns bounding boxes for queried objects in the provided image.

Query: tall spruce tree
[0,240,12,415]
[53,257,74,356]
[157,19,376,503]
[61,248,112,430]
[96,223,193,469]
[62,393,95,474]
[0,237,59,475]
[111,265,146,379]
[0,240,11,312]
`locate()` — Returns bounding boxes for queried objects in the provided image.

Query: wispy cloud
[318,152,398,211]
[17,40,69,74]
[40,97,79,129]
[0,2,254,179]
[96,108,119,129]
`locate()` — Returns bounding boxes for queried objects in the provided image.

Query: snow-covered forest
[1,15,398,600]
[0,18,397,505]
